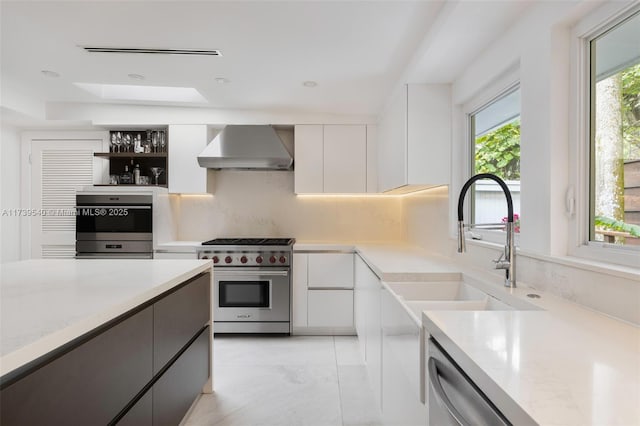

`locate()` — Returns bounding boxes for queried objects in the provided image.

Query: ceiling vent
[81,46,222,56]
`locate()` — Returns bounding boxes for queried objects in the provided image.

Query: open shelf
[94,152,167,158]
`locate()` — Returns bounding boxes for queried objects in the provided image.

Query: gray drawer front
[153,328,210,426]
[154,273,210,373]
[0,307,153,426]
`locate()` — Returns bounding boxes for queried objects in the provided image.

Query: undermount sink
[385,279,536,318]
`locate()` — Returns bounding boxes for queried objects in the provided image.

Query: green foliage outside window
[621,63,640,160]
[474,119,521,180]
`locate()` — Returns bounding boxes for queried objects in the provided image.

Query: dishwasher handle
[428,357,468,426]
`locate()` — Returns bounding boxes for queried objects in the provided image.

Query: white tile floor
[183,336,382,426]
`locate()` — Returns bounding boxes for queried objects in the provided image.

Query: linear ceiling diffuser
[81,47,222,56]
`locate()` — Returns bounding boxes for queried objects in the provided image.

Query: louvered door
[31,140,104,258]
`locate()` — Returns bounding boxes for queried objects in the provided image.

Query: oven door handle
[216,270,289,277]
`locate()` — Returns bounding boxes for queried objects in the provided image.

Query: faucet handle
[493,251,510,270]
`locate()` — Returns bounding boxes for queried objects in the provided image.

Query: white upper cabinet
[294,125,324,193]
[378,84,451,193]
[168,125,209,194]
[323,125,367,193]
[294,124,375,194]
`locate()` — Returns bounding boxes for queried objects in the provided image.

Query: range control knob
[240,256,248,264]
[279,256,287,264]
[269,255,277,264]
[212,256,219,264]
[256,256,263,264]
[225,256,232,264]
[201,255,209,259]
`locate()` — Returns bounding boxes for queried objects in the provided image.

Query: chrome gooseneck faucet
[457,173,516,288]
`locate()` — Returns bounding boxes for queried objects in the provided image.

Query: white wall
[1,124,22,262]
[405,0,640,325]
[176,171,405,243]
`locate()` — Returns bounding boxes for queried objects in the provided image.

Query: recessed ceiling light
[41,70,60,78]
[303,81,318,88]
[128,73,145,80]
[215,77,230,84]
[73,83,208,103]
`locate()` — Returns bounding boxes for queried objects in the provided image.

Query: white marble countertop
[423,309,640,425]
[355,243,461,282]
[0,259,211,378]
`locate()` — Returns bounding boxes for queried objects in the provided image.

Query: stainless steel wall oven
[76,193,153,259]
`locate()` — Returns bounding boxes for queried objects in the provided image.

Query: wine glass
[150,167,164,186]
[115,132,122,153]
[152,132,159,153]
[124,134,132,153]
[110,133,117,152]
[160,132,166,153]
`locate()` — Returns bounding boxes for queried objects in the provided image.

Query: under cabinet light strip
[81,47,222,56]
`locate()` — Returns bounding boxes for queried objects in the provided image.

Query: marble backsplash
[175,170,405,243]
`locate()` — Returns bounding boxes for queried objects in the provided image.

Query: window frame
[464,82,522,246]
[569,2,640,268]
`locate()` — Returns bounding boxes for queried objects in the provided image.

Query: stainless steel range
[197,238,295,334]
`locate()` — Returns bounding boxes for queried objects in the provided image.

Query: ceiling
[0,1,531,120]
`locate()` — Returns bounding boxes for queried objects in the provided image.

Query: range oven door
[76,193,152,241]
[213,267,290,323]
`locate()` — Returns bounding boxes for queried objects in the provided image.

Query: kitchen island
[0,259,213,425]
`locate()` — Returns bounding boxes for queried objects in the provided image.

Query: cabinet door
[118,392,152,426]
[307,253,354,289]
[153,328,210,426]
[323,125,367,193]
[366,125,378,193]
[381,288,425,425]
[294,125,324,193]
[292,253,308,328]
[307,290,353,328]
[377,86,408,192]
[154,273,210,374]
[168,124,208,194]
[0,307,153,426]
[365,277,382,408]
[354,255,369,359]
[407,84,450,186]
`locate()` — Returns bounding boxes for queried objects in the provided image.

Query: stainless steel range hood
[197,125,293,170]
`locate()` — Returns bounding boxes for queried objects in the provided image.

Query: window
[469,87,521,236]
[589,11,640,248]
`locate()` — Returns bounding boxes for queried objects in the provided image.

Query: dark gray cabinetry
[1,307,153,425]
[119,392,153,426]
[0,272,211,426]
[154,273,210,374]
[153,330,210,426]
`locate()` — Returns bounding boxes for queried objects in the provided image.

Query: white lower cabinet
[381,288,426,425]
[355,255,383,408]
[308,290,354,328]
[293,251,355,334]
[355,253,426,425]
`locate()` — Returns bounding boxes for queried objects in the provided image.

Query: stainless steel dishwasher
[427,338,511,426]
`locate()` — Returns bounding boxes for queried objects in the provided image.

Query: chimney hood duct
[197,125,293,170]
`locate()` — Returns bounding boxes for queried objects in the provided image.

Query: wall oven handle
[216,270,289,277]
[428,357,468,426]
[76,205,151,209]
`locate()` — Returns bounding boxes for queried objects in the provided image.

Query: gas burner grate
[201,238,294,246]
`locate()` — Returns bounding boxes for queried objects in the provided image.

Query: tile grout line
[333,336,346,426]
